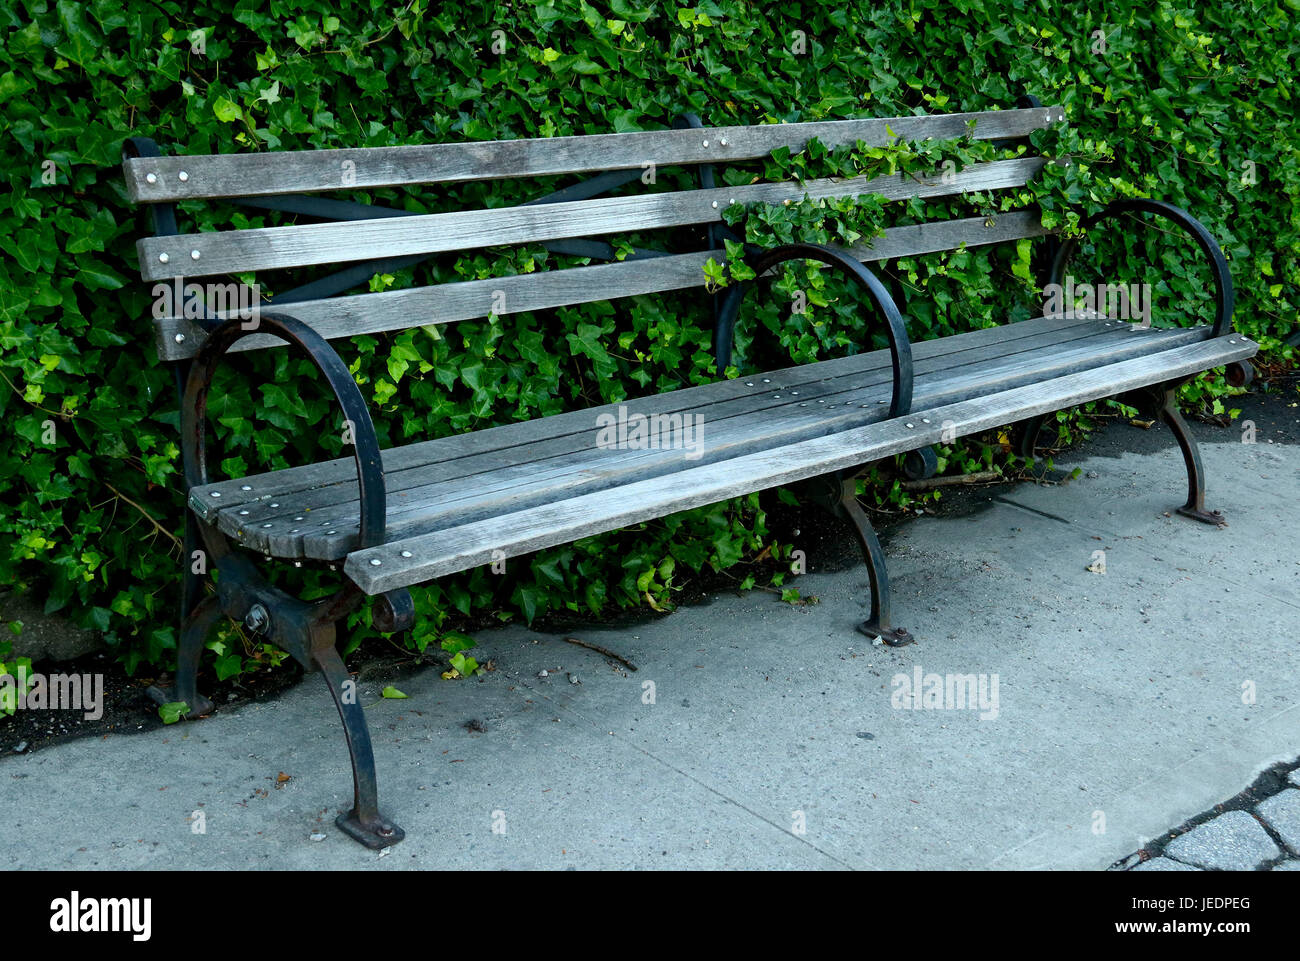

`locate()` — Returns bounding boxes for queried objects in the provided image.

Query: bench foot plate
[1176,505,1227,527]
[857,621,916,647]
[336,810,405,850]
[145,683,215,718]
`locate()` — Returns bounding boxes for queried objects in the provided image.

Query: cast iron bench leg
[312,641,406,849]
[1155,385,1226,526]
[146,593,217,717]
[838,476,915,647]
[1017,413,1071,483]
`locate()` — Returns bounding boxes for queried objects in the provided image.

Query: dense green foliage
[1,0,1296,676]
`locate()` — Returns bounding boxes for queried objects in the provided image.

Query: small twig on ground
[900,470,1002,492]
[562,635,638,672]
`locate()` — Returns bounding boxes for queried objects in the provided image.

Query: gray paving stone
[1272,860,1300,871]
[1163,811,1280,871]
[1132,857,1201,871]
[1257,789,1300,855]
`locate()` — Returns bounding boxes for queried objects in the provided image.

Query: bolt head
[158,252,169,264]
[178,171,189,182]
[191,250,201,260]
[369,558,382,566]
[145,173,158,184]
[174,333,185,343]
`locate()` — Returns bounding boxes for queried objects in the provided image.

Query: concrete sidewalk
[5,414,1298,869]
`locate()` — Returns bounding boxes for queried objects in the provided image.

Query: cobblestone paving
[1114,760,1300,871]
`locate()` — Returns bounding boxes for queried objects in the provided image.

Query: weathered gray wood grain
[342,334,1256,593]
[214,324,1213,558]
[125,107,1064,202]
[138,159,1046,281]
[154,211,1048,360]
[210,314,1127,543]
[188,313,1100,520]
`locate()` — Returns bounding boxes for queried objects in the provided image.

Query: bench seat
[187,316,1255,591]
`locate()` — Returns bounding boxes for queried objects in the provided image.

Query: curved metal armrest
[180,312,387,556]
[1048,199,1235,337]
[715,242,915,418]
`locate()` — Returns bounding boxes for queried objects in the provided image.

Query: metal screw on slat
[146,173,157,184]
[702,139,709,147]
[270,503,279,508]
[178,171,189,182]
[369,558,382,566]
[244,604,269,633]
[262,523,272,528]
[720,138,728,146]
[294,516,304,521]
[191,250,201,260]
[401,550,412,558]
[210,492,220,497]
[922,418,931,424]
[174,334,185,344]
[711,201,718,208]
[239,510,249,516]
[159,253,169,264]
[906,423,915,429]
[241,485,252,491]
[327,530,336,535]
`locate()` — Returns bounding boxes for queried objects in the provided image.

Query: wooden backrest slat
[138,158,1046,281]
[153,211,1048,360]
[124,106,1063,203]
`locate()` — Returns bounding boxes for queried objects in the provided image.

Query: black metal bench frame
[123,99,1257,849]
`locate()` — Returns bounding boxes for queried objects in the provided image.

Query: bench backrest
[125,105,1064,363]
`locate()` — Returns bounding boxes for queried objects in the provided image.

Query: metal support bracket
[797,470,915,646]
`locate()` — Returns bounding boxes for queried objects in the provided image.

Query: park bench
[122,99,1257,849]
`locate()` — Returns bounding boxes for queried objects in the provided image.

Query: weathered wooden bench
[123,100,1257,849]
